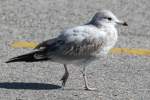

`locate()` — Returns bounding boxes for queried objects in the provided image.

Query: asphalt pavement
[0,0,150,100]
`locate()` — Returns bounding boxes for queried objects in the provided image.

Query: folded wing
[34,26,104,59]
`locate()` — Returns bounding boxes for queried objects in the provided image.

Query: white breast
[99,26,118,55]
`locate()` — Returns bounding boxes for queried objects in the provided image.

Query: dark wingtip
[5,59,14,63]
[5,61,11,63]
[123,22,128,26]
[5,61,9,63]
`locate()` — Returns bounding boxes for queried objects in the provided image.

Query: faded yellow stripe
[10,41,150,56]
[111,48,150,56]
[11,41,37,48]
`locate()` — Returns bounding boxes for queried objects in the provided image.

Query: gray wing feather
[34,26,104,59]
[61,39,103,57]
[34,38,103,59]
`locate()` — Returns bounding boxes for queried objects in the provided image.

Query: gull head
[89,10,128,27]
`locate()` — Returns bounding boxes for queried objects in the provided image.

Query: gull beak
[116,20,128,26]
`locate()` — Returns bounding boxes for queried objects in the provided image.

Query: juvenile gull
[6,10,127,90]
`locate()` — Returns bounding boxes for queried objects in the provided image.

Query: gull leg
[82,67,96,91]
[60,64,69,89]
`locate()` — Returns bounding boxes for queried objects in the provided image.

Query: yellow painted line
[10,41,150,56]
[111,48,150,56]
[11,41,37,48]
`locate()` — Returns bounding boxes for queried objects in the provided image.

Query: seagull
[6,10,127,90]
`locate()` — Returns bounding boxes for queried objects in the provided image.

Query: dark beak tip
[123,22,128,26]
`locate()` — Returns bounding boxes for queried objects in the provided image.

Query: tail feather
[6,51,48,63]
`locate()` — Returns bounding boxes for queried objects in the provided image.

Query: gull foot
[60,73,68,87]
[84,87,96,91]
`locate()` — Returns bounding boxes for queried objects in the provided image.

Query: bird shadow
[0,82,61,90]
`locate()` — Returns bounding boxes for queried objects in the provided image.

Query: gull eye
[107,17,112,21]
